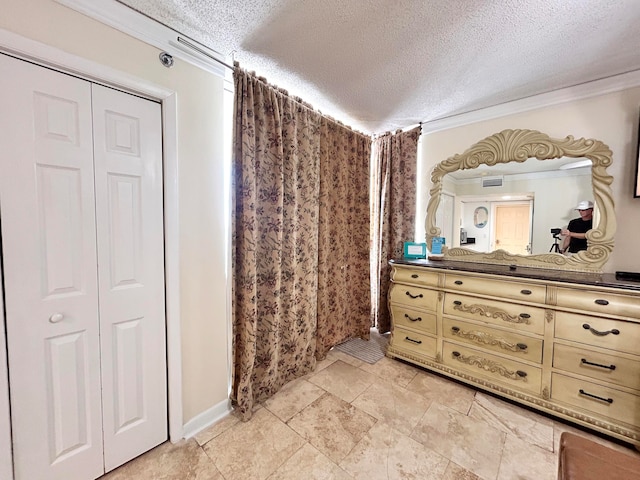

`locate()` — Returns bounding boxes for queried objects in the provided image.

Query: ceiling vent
[481,176,504,188]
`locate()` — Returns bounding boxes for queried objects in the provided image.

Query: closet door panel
[0,54,104,480]
[91,84,167,472]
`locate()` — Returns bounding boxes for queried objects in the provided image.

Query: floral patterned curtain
[231,66,371,419]
[316,120,372,358]
[371,127,421,333]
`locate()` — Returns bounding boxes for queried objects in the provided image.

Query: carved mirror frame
[425,129,615,272]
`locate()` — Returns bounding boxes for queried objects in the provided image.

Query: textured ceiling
[118,0,640,135]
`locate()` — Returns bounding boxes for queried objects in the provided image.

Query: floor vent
[482,176,503,187]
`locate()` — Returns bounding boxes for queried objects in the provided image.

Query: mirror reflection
[425,129,615,272]
[435,156,593,256]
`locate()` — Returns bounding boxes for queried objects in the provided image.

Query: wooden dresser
[388,259,640,447]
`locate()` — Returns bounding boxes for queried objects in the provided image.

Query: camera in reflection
[550,228,562,237]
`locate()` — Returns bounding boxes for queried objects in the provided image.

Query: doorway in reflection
[455,195,533,255]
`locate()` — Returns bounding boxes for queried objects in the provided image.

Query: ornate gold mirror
[425,129,615,272]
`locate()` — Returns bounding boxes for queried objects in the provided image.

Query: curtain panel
[316,120,372,358]
[371,127,421,333]
[231,66,371,419]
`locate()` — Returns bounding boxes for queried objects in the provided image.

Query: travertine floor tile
[264,377,326,422]
[411,402,505,480]
[194,413,240,446]
[307,360,375,403]
[358,356,419,388]
[288,392,377,463]
[326,349,365,368]
[202,408,305,480]
[497,434,556,480]
[351,379,430,435]
[442,462,481,480]
[405,370,476,415]
[266,443,353,480]
[468,392,554,451]
[100,439,223,480]
[339,421,449,480]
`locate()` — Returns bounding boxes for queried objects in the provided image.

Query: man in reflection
[560,200,593,254]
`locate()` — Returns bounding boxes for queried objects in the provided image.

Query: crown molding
[422,69,640,134]
[54,0,230,78]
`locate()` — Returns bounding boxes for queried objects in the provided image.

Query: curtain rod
[177,36,234,70]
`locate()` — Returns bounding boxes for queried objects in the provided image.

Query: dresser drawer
[551,373,640,427]
[391,266,439,287]
[389,283,439,310]
[445,274,546,304]
[443,293,545,335]
[442,342,542,395]
[555,287,640,319]
[555,311,640,355]
[390,326,437,358]
[553,343,640,391]
[390,304,437,335]
[443,317,543,363]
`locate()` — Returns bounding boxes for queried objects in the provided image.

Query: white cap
[575,200,594,210]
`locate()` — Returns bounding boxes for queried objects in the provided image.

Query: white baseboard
[181,399,233,440]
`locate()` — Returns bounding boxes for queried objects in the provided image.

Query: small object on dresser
[615,271,640,282]
[430,236,445,255]
[403,242,427,259]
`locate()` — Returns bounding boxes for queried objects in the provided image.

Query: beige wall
[420,88,640,273]
[1,0,229,423]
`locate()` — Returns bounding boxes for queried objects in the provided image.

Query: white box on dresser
[387,259,640,449]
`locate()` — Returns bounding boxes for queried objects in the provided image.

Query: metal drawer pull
[404,314,422,322]
[453,300,462,306]
[582,323,620,336]
[595,299,609,306]
[516,370,527,378]
[405,291,424,299]
[454,280,463,285]
[519,313,531,319]
[520,289,532,295]
[579,389,613,404]
[405,336,422,344]
[581,358,616,370]
[517,343,528,351]
[451,326,460,332]
[411,274,419,278]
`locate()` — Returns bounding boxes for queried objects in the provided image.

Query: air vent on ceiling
[481,176,503,187]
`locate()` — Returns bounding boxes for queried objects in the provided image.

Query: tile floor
[100,347,640,480]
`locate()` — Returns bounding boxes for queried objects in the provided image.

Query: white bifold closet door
[0,54,167,480]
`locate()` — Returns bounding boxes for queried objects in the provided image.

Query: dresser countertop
[390,258,640,292]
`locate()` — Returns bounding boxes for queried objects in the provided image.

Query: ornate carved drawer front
[391,267,439,287]
[442,342,542,395]
[443,293,545,335]
[445,274,546,303]
[553,343,640,391]
[391,326,437,358]
[551,373,640,426]
[443,317,543,363]
[554,311,640,355]
[390,305,437,335]
[389,283,439,310]
[555,287,640,319]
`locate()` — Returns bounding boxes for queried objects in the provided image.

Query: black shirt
[567,217,592,253]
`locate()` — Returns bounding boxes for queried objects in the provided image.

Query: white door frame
[0,28,184,479]
[0,251,12,480]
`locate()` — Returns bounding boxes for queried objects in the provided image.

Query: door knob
[49,313,64,323]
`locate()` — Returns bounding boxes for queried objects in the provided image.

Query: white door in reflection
[493,203,532,255]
